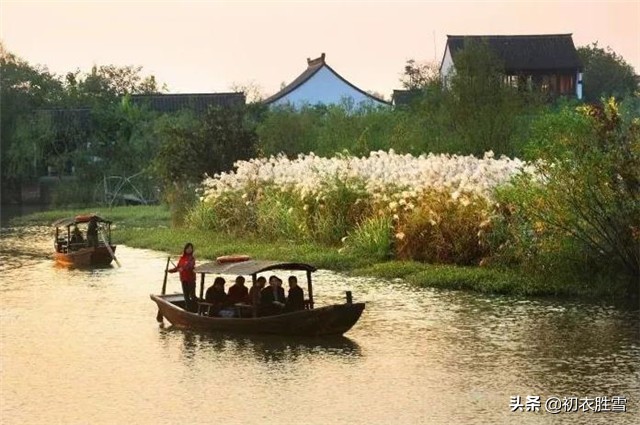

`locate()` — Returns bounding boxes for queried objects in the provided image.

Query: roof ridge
[131,92,243,97]
[447,33,573,38]
[307,53,326,66]
[444,34,582,72]
[264,53,390,106]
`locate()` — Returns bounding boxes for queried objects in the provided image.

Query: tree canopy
[0,44,165,202]
[578,43,638,103]
[399,59,440,90]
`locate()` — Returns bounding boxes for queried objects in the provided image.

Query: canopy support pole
[306,270,314,309]
[252,274,258,317]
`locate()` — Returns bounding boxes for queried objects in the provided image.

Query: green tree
[151,106,256,224]
[256,106,323,156]
[446,40,532,155]
[76,65,164,102]
[7,112,56,180]
[229,80,264,103]
[82,96,159,179]
[400,59,440,90]
[507,99,640,296]
[2,43,168,204]
[578,43,638,103]
[152,107,255,184]
[0,44,64,201]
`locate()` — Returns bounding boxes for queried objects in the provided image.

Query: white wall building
[439,34,583,100]
[264,53,389,109]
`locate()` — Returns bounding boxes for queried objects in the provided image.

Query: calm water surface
[1,226,638,425]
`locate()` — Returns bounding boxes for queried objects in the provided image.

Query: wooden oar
[98,228,121,267]
[156,256,171,322]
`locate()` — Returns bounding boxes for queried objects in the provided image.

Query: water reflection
[159,327,362,364]
[0,227,52,271]
[0,227,638,425]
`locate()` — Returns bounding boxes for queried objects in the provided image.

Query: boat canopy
[52,214,112,228]
[194,260,317,276]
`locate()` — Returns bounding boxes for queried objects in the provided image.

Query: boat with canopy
[52,214,118,267]
[151,257,365,336]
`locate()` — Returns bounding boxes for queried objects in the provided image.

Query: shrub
[503,99,640,296]
[255,189,303,240]
[306,176,372,244]
[164,182,198,227]
[185,198,219,231]
[196,150,525,264]
[342,215,393,260]
[50,179,95,207]
[394,190,492,265]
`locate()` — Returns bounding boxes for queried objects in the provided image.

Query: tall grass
[14,205,626,300]
[394,191,492,265]
[193,150,528,265]
[342,215,393,260]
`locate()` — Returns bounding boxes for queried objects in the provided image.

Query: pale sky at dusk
[2,1,639,99]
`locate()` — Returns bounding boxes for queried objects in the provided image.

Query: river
[0,226,638,424]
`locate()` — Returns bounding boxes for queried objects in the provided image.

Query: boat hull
[151,294,365,337]
[55,245,117,267]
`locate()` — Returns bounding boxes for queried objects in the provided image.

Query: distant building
[130,92,245,113]
[440,34,583,99]
[41,92,246,132]
[391,89,423,107]
[263,53,389,109]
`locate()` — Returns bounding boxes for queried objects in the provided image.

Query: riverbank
[10,205,619,300]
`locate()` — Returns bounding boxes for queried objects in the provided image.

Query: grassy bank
[10,205,610,299]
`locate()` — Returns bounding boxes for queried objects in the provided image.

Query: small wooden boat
[52,214,118,267]
[151,259,365,336]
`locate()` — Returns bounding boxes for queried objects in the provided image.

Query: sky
[2,0,639,99]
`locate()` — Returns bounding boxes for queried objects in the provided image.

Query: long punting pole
[199,273,205,300]
[99,229,120,267]
[157,256,171,322]
[161,256,171,295]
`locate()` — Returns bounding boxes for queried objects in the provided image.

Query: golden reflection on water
[0,227,638,425]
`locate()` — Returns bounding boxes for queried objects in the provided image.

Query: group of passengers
[169,242,305,318]
[68,218,99,249]
[203,274,305,317]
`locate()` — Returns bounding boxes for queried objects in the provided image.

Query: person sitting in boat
[284,276,305,312]
[205,277,229,316]
[249,276,266,306]
[260,276,286,316]
[227,276,250,305]
[86,217,99,248]
[70,225,84,247]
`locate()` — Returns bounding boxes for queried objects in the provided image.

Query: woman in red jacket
[169,242,197,311]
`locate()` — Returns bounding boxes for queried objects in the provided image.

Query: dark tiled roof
[391,89,423,106]
[131,92,245,113]
[445,34,583,72]
[38,93,246,128]
[264,53,390,105]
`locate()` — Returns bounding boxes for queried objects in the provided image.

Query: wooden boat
[52,214,118,267]
[151,259,365,336]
